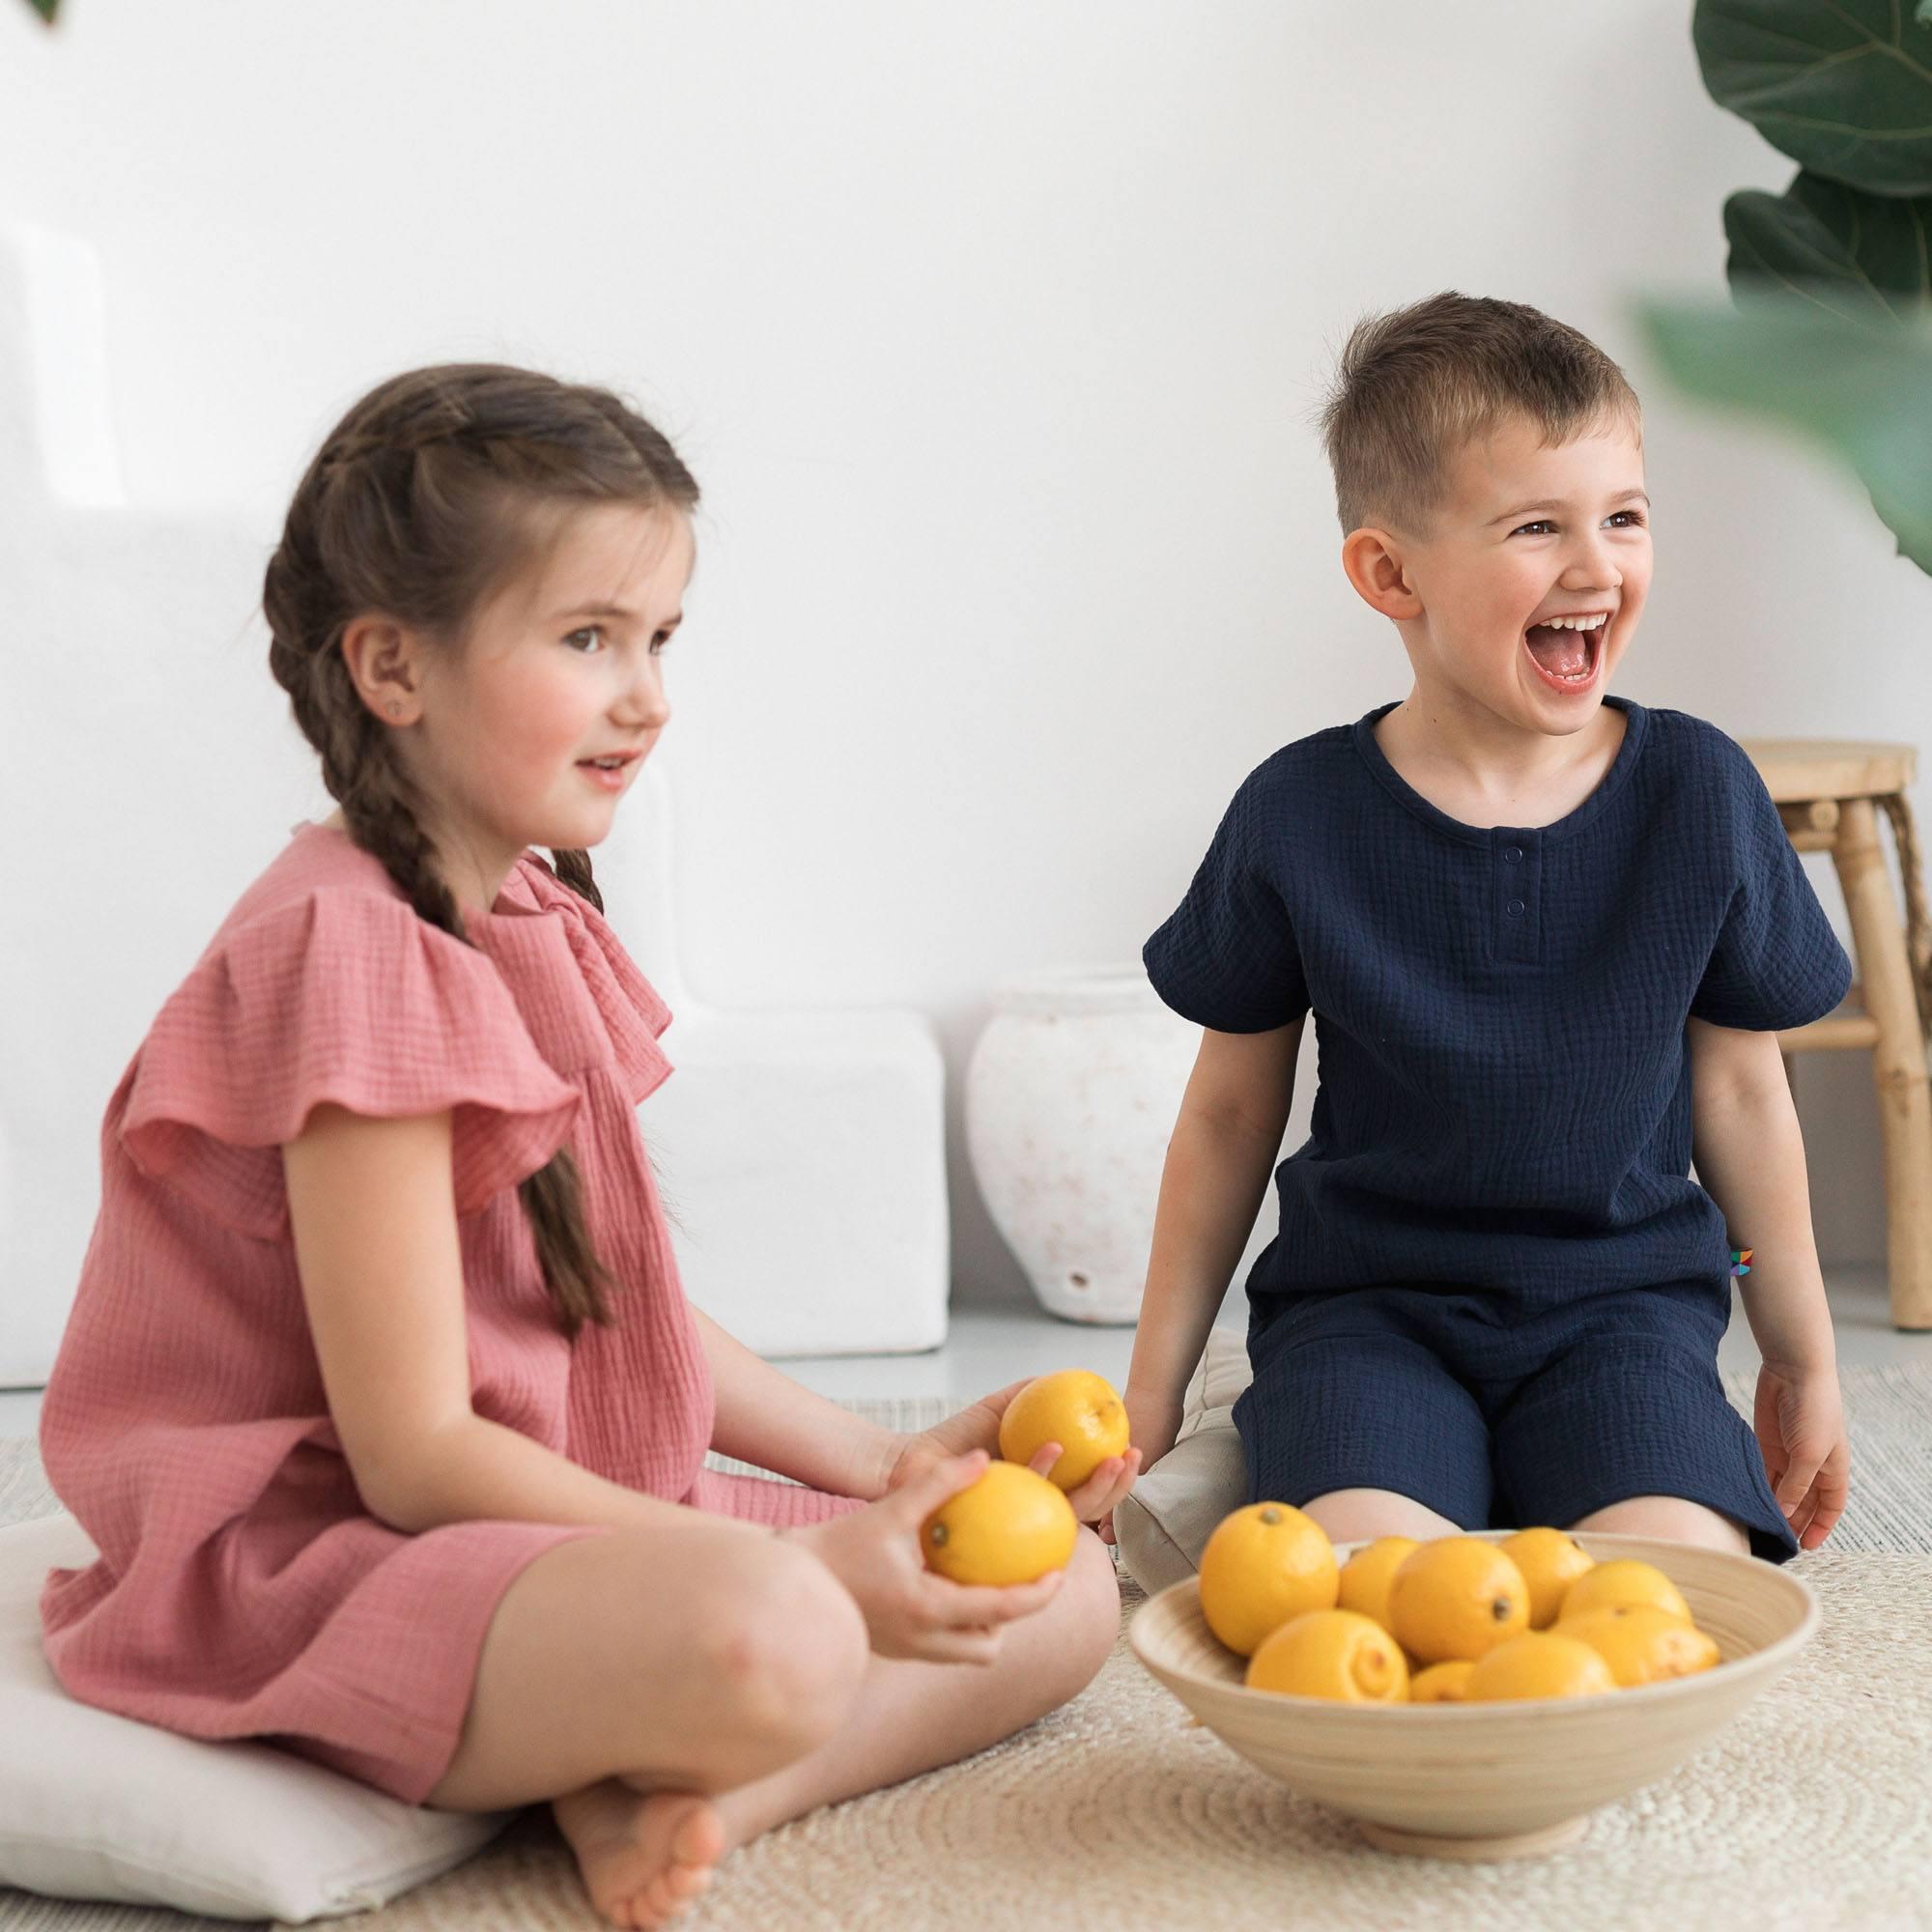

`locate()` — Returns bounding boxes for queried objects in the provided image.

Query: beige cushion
[1113,1326,1252,1593]
[0,1512,510,1920]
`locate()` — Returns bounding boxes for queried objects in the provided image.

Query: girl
[38,364,1137,1930]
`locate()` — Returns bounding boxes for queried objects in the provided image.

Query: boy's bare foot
[553,1780,725,1929]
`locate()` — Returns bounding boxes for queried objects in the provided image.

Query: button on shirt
[1143,696,1853,1313]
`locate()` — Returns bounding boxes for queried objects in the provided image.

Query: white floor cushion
[0,1512,510,1921]
[1112,1325,1251,1594]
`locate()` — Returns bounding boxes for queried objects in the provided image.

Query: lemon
[1562,1605,1721,1687]
[921,1461,1078,1586]
[1464,1631,1618,1701]
[997,1370,1131,1492]
[1198,1502,1340,1657]
[1336,1535,1420,1633]
[1408,1660,1476,1704]
[1557,1557,1692,1627]
[1386,1537,1529,1664]
[1245,1608,1409,1703]
[1499,1526,1596,1630]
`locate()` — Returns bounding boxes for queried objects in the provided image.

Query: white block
[598,763,951,1356]
[2,226,306,1386]
[646,1010,949,1355]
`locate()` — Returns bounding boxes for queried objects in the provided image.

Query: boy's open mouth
[1522,612,1608,684]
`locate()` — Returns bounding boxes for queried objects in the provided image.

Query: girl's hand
[788,1451,1065,1663]
[886,1384,1142,1529]
[1753,1360,1850,1550]
[885,1378,1032,1478]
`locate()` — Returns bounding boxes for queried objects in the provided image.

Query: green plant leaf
[1692,0,1932,196]
[1635,293,1932,574]
[26,0,60,18]
[1725,171,1932,321]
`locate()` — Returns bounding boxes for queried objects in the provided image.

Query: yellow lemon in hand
[997,1370,1131,1492]
[1198,1502,1340,1657]
[1245,1608,1409,1703]
[1408,1660,1476,1704]
[1557,1558,1691,1627]
[921,1461,1078,1586]
[1465,1630,1617,1701]
[1562,1605,1721,1687]
[1386,1537,1529,1664]
[1499,1526,1596,1630]
[1336,1535,1420,1633]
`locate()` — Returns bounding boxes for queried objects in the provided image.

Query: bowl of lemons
[1129,1506,1818,1860]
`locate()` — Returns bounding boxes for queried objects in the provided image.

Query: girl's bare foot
[553,1780,725,1929]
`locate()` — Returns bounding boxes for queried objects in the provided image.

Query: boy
[1124,293,1850,1561]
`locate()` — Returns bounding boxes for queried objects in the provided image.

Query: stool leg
[1833,798,1932,1328]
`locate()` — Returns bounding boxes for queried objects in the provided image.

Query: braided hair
[263,364,699,1336]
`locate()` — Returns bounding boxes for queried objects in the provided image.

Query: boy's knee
[1568,1494,1749,1554]
[1301,1488,1462,1545]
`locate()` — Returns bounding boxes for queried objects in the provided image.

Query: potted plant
[1636,0,1932,573]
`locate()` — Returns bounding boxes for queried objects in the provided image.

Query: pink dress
[38,821,863,1804]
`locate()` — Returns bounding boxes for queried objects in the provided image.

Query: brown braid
[549,846,605,916]
[264,364,698,1337]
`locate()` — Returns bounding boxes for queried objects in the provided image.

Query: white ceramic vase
[965,966,1199,1324]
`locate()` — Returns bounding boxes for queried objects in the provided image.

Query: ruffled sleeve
[116,887,585,1240]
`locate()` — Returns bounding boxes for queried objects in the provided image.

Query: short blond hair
[1319,292,1641,537]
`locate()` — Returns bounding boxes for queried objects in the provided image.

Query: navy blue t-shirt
[1143,696,1853,1316]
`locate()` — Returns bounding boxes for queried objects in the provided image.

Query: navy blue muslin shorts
[1232,1283,1801,1563]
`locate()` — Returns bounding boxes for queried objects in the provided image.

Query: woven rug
[4,1370,1931,1932]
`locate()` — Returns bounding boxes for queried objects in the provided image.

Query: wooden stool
[1738,739,1932,1329]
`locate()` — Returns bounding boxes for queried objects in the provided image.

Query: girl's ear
[339,615,426,725]
[1340,527,1424,623]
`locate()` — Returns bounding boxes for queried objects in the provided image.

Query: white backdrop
[2,1,1924,1373]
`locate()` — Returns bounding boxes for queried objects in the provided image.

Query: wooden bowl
[1129,1530,1817,1860]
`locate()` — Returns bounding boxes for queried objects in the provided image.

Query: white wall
[2,0,1923,1333]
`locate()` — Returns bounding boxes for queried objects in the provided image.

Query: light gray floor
[1,1263,1924,1435]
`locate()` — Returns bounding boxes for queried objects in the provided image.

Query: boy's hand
[789,1451,1065,1663]
[1753,1360,1850,1550]
[1095,1384,1185,1547]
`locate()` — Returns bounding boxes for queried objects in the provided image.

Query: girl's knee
[695,1533,869,1753]
[1037,1530,1122,1697]
[1568,1495,1749,1554]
